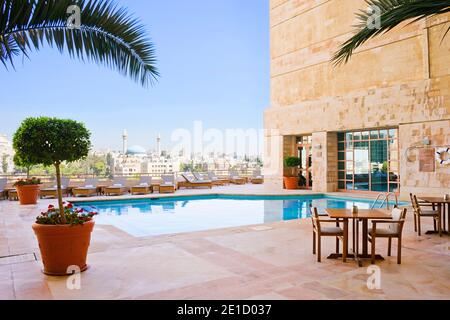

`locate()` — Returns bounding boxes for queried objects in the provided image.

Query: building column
[312,132,338,192]
[263,131,284,189]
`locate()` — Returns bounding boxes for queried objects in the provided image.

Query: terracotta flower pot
[284,176,299,190]
[16,184,40,205]
[32,221,95,276]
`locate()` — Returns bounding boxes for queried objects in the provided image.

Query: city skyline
[0,0,269,151]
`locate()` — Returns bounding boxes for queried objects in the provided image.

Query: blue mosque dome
[126,145,147,155]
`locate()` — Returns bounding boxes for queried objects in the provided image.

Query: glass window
[379,130,388,139]
[338,133,345,142]
[338,181,345,189]
[337,128,399,192]
[388,129,397,139]
[370,130,379,139]
[362,131,370,140]
[345,132,353,141]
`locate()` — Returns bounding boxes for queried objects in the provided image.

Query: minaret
[122,130,128,154]
[156,133,161,156]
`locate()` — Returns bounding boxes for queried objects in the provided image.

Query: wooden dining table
[418,196,450,235]
[326,208,393,267]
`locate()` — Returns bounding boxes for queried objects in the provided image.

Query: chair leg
[388,237,392,256]
[397,237,402,264]
[438,214,442,237]
[336,237,339,255]
[371,235,376,265]
[343,222,348,263]
[317,236,321,263]
[312,231,316,255]
[418,215,421,236]
[413,213,417,232]
[433,218,437,231]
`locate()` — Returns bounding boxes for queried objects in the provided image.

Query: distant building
[0,134,14,174]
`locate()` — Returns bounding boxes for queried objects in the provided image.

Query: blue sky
[0,0,270,151]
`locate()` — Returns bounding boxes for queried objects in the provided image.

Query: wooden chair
[369,207,407,264]
[410,193,441,236]
[311,207,348,262]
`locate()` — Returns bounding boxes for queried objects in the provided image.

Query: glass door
[297,136,312,189]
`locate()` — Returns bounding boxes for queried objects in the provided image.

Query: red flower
[48,205,54,209]
[66,203,73,209]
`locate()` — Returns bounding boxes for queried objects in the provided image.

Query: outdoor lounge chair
[131,176,153,195]
[311,207,348,262]
[410,193,441,236]
[40,178,70,199]
[0,178,7,200]
[250,169,264,184]
[72,178,99,197]
[369,207,407,264]
[105,178,129,196]
[207,171,229,186]
[229,171,246,185]
[159,175,176,193]
[181,172,212,189]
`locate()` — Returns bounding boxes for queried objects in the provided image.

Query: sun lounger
[159,175,176,193]
[105,178,129,196]
[0,178,7,200]
[229,171,246,185]
[250,169,264,184]
[207,172,229,186]
[72,178,99,197]
[40,178,70,198]
[131,176,153,195]
[181,173,213,189]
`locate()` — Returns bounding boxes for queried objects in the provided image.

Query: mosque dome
[126,145,147,155]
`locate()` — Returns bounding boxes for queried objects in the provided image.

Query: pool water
[75,195,393,237]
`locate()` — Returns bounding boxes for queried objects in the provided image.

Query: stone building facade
[264,0,450,199]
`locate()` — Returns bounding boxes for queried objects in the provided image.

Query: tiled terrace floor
[0,184,449,300]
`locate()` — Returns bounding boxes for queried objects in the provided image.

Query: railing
[0,169,261,186]
[371,192,398,209]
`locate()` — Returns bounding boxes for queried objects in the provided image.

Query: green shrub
[284,156,302,168]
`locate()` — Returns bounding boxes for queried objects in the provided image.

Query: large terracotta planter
[16,184,40,205]
[32,221,95,276]
[284,176,299,190]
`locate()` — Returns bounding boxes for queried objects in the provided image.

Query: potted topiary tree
[13,117,95,275]
[284,156,302,190]
[13,153,41,205]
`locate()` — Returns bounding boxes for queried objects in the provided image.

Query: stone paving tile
[0,186,449,300]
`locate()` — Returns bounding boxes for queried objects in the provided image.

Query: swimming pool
[75,194,400,237]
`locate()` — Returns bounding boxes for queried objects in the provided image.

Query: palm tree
[333,0,450,65]
[0,0,158,86]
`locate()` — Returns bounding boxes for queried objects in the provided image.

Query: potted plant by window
[284,156,301,190]
[13,117,93,275]
[14,177,41,205]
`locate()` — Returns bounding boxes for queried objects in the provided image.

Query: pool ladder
[371,192,398,209]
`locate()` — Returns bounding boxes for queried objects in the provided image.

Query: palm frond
[0,0,159,86]
[332,0,450,66]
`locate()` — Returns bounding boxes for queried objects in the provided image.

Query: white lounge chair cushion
[139,183,149,186]
[254,176,263,179]
[113,184,123,187]
[85,185,94,188]
[53,185,66,189]
[160,183,174,187]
